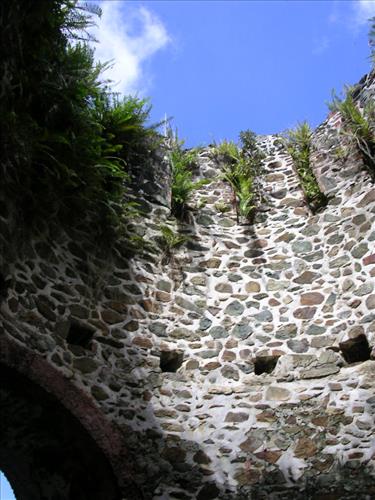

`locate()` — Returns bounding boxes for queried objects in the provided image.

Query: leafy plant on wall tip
[284,121,328,212]
[0,0,162,241]
[158,225,189,264]
[329,89,375,178]
[168,129,210,219]
[213,130,265,224]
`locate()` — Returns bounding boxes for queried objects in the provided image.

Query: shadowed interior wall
[0,70,374,499]
[0,363,120,500]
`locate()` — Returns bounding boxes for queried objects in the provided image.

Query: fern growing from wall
[330,90,375,179]
[284,122,327,212]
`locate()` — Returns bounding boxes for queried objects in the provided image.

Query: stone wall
[0,70,375,499]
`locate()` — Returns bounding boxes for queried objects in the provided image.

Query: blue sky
[0,472,16,500]
[91,0,375,146]
[0,3,374,499]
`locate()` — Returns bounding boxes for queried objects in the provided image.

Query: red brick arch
[0,334,140,499]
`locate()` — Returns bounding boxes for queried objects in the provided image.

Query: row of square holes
[64,323,375,373]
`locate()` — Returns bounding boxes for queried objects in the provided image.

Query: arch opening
[0,363,121,500]
[0,470,16,499]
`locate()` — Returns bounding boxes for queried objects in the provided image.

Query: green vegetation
[196,198,208,209]
[159,225,188,249]
[221,155,256,221]
[214,201,230,213]
[158,225,189,263]
[333,146,348,161]
[284,122,327,211]
[213,140,240,163]
[327,15,375,180]
[239,129,265,170]
[213,131,264,223]
[169,139,209,218]
[0,0,159,237]
[329,90,375,178]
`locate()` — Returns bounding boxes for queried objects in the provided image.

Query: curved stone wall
[0,70,374,499]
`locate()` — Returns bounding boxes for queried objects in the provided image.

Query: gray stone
[343,278,354,292]
[301,364,340,379]
[191,276,207,286]
[218,217,235,227]
[199,317,212,331]
[292,241,313,254]
[294,271,320,284]
[156,280,172,292]
[246,300,260,309]
[275,232,295,243]
[215,283,233,293]
[287,338,309,353]
[196,214,214,226]
[293,307,316,320]
[266,279,289,291]
[73,357,99,374]
[35,296,56,322]
[306,324,326,335]
[302,224,320,236]
[276,324,297,339]
[303,250,323,262]
[232,322,252,339]
[70,304,89,319]
[240,434,262,452]
[183,285,204,296]
[324,213,341,222]
[101,309,124,325]
[330,255,351,268]
[267,260,290,271]
[276,354,316,374]
[254,309,273,322]
[366,295,375,310]
[228,273,242,282]
[209,326,228,339]
[351,243,369,259]
[327,234,344,245]
[91,385,109,401]
[149,322,167,336]
[225,411,249,423]
[175,296,202,313]
[199,349,221,359]
[358,189,375,207]
[171,327,200,340]
[221,365,239,380]
[352,214,367,225]
[124,283,142,295]
[325,293,337,305]
[360,313,375,323]
[224,300,244,316]
[266,386,291,401]
[355,283,374,296]
[310,336,333,348]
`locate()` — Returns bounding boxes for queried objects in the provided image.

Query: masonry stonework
[1,71,375,499]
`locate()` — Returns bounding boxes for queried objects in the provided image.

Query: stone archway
[0,335,140,500]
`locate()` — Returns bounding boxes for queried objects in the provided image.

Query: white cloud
[353,0,375,26]
[90,1,171,95]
